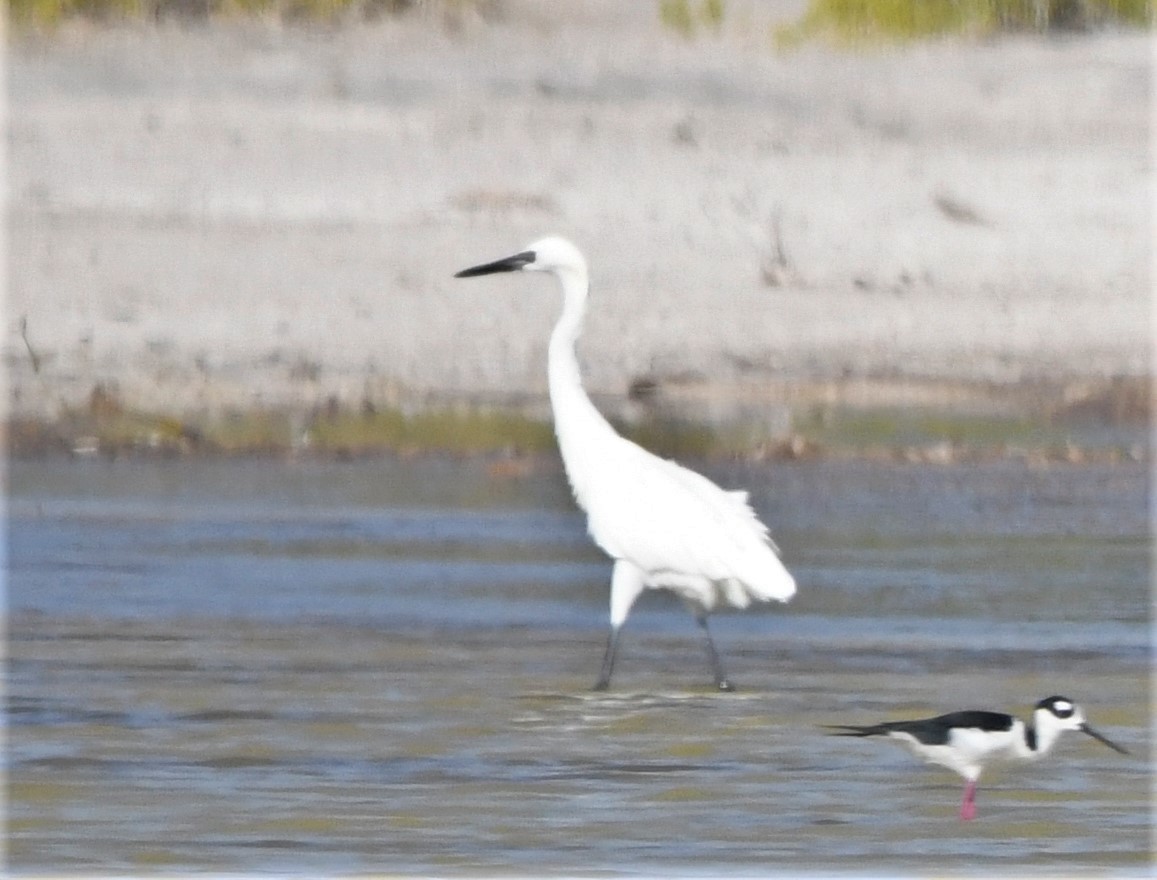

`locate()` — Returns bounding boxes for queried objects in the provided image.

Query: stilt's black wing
[823,723,895,738]
[906,711,1014,744]
[825,710,1014,745]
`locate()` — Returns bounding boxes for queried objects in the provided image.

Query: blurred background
[6,0,1151,459]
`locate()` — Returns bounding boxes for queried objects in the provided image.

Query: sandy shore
[6,3,1152,427]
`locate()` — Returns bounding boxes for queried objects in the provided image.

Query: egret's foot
[592,679,611,692]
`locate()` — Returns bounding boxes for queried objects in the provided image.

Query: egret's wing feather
[579,440,795,605]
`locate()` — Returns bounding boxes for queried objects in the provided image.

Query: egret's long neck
[547,268,617,478]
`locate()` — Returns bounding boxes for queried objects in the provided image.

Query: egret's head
[520,237,587,275]
[1034,696,1128,754]
[454,236,587,280]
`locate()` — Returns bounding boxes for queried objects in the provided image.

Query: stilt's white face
[1039,697,1086,732]
[1034,696,1128,755]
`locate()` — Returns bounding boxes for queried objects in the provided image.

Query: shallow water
[7,456,1152,874]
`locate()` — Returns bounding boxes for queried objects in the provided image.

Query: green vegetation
[12,0,133,26]
[658,0,726,38]
[8,0,462,28]
[7,382,1144,465]
[301,405,557,457]
[781,0,1153,44]
[11,0,1149,34]
[16,396,559,458]
[6,387,762,460]
[792,405,1057,450]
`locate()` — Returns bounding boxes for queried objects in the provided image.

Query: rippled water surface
[7,457,1151,874]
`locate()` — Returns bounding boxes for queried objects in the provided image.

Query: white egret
[827,696,1129,820]
[455,236,796,691]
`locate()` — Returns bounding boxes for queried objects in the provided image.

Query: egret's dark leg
[593,626,621,691]
[696,615,734,692]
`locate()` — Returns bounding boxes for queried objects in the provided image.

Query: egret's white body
[829,696,1129,820]
[455,236,796,690]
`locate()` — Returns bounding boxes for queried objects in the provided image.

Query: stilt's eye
[1051,700,1074,717]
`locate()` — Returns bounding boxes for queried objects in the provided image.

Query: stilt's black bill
[1081,723,1129,754]
[454,251,536,278]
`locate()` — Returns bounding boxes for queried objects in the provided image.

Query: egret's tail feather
[743,556,796,603]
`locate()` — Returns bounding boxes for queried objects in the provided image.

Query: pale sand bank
[6,3,1152,429]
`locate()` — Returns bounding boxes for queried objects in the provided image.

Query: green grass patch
[659,0,726,38]
[794,405,1059,450]
[9,0,469,28]
[302,406,557,457]
[619,416,725,460]
[779,0,1153,45]
[6,384,1143,463]
[6,391,758,460]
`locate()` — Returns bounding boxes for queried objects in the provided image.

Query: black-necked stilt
[455,238,795,691]
[828,695,1129,820]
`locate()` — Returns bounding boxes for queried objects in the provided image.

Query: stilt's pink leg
[959,780,977,821]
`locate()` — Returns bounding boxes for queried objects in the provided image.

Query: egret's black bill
[454,251,536,278]
[1081,723,1129,754]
